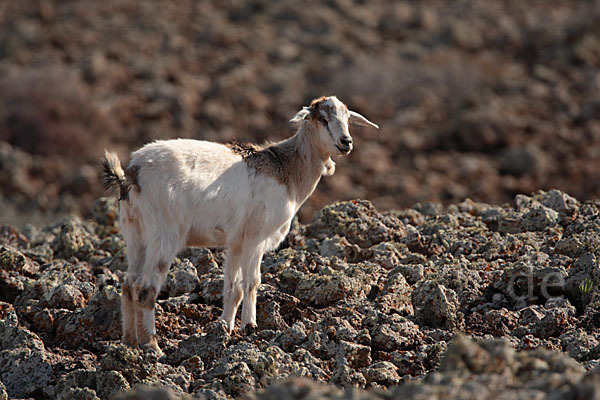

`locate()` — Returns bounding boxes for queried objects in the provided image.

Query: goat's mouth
[336,144,352,155]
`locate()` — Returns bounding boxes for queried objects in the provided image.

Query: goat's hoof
[242,323,258,335]
[216,317,234,334]
[144,346,164,359]
[122,335,138,349]
[142,337,164,358]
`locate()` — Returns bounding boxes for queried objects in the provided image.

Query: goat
[102,95,378,354]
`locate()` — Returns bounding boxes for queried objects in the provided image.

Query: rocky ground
[2,189,600,399]
[1,0,600,226]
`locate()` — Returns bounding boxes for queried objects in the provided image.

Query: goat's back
[122,138,293,249]
[131,139,240,182]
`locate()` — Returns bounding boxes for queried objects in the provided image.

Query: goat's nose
[340,137,352,146]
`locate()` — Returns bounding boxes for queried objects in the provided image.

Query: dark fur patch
[227,141,264,158]
[101,157,123,193]
[254,146,285,173]
[137,286,157,309]
[115,164,141,201]
[101,152,141,201]
[228,141,288,183]
[122,282,133,302]
[125,165,141,192]
[157,261,168,274]
[101,160,131,201]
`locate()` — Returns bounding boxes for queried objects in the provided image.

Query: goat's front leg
[241,248,264,331]
[221,248,243,332]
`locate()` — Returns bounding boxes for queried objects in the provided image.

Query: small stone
[95,370,130,399]
[164,259,200,298]
[50,218,97,261]
[412,280,463,330]
[279,321,307,352]
[169,320,230,365]
[522,206,559,231]
[361,361,401,386]
[377,270,413,315]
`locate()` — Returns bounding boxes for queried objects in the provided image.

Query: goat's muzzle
[336,136,353,155]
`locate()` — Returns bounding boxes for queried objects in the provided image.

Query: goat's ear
[290,107,311,124]
[349,111,379,129]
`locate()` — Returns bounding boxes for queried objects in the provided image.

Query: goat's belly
[185,225,227,248]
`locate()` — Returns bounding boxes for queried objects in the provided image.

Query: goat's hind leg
[121,232,145,348]
[133,282,161,355]
[134,245,174,356]
[133,231,179,355]
[121,272,138,347]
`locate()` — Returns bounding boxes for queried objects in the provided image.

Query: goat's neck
[278,122,330,207]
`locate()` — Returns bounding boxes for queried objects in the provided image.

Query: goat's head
[290,96,379,156]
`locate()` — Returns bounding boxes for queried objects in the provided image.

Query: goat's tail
[102,150,131,201]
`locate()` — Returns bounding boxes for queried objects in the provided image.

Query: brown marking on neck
[227,140,284,180]
[226,141,265,158]
[227,126,329,202]
[227,140,287,185]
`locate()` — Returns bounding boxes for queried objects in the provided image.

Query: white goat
[102,95,378,354]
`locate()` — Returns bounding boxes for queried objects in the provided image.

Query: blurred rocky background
[1,0,600,226]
